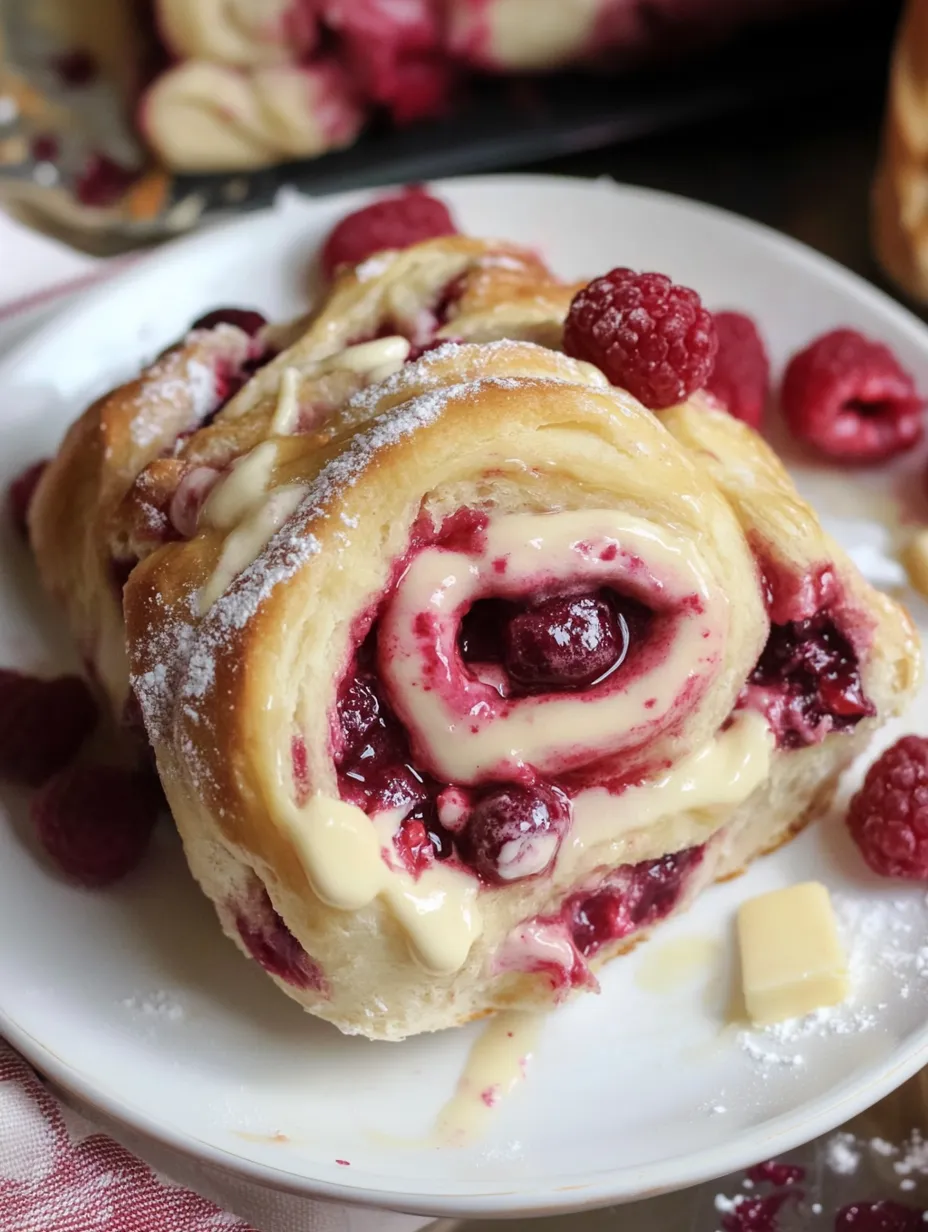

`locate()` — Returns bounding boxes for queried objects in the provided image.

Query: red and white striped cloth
[0,1044,249,1231]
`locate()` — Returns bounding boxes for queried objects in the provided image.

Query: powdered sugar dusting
[128,355,217,449]
[132,595,195,747]
[307,380,473,509]
[130,363,597,780]
[355,252,395,281]
[343,338,599,425]
[121,990,186,1022]
[826,1132,861,1175]
[131,383,459,751]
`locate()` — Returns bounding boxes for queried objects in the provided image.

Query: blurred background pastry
[874,0,928,301]
[0,0,884,244]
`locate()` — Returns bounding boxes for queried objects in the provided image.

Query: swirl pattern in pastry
[121,337,918,1039]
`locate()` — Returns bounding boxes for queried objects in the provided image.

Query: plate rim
[3,172,928,1217]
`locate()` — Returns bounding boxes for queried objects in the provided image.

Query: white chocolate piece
[325,335,411,375]
[737,881,849,1026]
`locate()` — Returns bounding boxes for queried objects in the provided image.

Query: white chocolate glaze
[379,510,728,783]
[634,935,720,994]
[497,831,560,880]
[279,718,768,974]
[435,1011,542,1146]
[566,711,773,868]
[192,336,416,607]
[201,440,279,531]
[494,918,577,977]
[280,792,481,974]
[268,366,302,435]
[327,335,410,376]
[199,483,305,612]
[288,795,383,910]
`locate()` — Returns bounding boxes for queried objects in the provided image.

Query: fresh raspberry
[847,736,928,879]
[781,328,923,463]
[320,187,458,279]
[7,460,48,538]
[563,269,718,409]
[704,311,770,429]
[0,669,98,787]
[190,308,267,336]
[32,764,161,886]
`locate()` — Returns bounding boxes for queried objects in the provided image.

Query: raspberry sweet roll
[28,319,269,717]
[28,236,573,725]
[112,238,582,575]
[123,339,918,1040]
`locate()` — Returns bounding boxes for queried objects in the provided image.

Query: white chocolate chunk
[737,881,849,1026]
[326,336,410,374]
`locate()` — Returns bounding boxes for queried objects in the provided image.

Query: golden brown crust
[32,227,922,1041]
[29,325,255,711]
[32,235,578,720]
[872,0,928,300]
[123,337,918,1039]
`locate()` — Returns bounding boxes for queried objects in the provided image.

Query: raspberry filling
[234,883,328,993]
[459,590,651,695]
[332,576,653,885]
[566,847,704,959]
[320,505,731,889]
[335,644,434,820]
[740,614,874,749]
[497,845,706,989]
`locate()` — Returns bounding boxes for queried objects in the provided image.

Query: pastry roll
[30,237,572,724]
[112,237,580,566]
[29,321,266,717]
[123,339,918,1039]
[873,0,928,301]
[140,59,364,174]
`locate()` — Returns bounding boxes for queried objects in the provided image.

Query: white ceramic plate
[3,175,928,1221]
